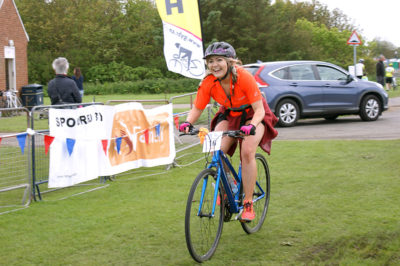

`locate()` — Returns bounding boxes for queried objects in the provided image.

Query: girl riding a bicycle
[179,41,278,221]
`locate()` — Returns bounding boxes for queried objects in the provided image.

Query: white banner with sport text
[48,103,175,188]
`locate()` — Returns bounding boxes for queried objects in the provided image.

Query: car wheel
[359,95,381,121]
[276,99,299,127]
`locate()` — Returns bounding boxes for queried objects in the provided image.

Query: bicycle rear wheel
[185,169,224,262]
[241,153,270,234]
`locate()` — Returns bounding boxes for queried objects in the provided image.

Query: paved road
[276,97,400,140]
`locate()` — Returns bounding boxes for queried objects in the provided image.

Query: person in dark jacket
[376,55,386,87]
[72,67,84,97]
[48,57,82,105]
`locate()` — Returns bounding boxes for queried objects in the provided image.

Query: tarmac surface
[275,97,400,140]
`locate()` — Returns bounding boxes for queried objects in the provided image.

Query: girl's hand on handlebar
[240,124,256,135]
[179,121,193,133]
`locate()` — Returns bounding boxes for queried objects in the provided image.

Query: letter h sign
[165,0,183,15]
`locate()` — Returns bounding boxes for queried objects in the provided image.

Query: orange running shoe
[241,200,255,222]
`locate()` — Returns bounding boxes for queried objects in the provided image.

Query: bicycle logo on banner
[168,43,204,77]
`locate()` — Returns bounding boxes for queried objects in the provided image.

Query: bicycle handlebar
[179,128,245,138]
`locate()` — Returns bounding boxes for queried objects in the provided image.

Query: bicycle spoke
[185,169,224,262]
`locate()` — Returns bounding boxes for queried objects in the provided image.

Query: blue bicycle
[182,129,270,262]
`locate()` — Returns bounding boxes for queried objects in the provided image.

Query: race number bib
[203,131,223,153]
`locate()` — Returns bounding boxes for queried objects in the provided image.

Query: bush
[84,78,200,95]
[86,62,164,83]
[27,50,54,84]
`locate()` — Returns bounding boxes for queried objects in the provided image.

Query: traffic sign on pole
[347,30,362,46]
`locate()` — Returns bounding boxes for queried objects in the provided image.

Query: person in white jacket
[355,59,366,79]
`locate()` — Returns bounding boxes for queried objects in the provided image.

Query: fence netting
[0,108,31,213]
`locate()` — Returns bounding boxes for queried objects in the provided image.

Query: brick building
[0,0,29,94]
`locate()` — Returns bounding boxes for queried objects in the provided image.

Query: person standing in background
[48,57,82,105]
[72,67,84,98]
[355,59,366,79]
[376,55,386,87]
[385,62,395,91]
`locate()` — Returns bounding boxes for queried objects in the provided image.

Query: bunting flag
[66,138,76,156]
[155,124,161,137]
[174,116,179,129]
[44,135,55,155]
[16,133,27,154]
[115,137,122,154]
[101,139,108,155]
[156,0,205,79]
[144,129,149,144]
[0,137,2,146]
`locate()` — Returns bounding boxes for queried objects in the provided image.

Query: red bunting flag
[174,116,179,129]
[101,139,108,155]
[0,137,2,146]
[144,129,149,144]
[44,135,55,155]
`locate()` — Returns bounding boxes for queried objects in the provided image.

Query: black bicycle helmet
[203,41,236,59]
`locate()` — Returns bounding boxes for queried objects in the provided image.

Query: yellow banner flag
[156,0,205,79]
[156,0,202,38]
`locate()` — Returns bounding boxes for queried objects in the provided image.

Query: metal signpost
[347,30,362,76]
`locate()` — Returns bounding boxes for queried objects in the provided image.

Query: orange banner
[108,109,171,166]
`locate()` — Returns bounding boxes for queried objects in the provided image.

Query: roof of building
[0,0,29,41]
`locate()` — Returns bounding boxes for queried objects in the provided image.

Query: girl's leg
[240,123,265,203]
[214,120,236,191]
[214,120,235,153]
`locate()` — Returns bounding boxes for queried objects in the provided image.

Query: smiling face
[206,56,229,79]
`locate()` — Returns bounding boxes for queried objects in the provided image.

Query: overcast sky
[303,0,400,47]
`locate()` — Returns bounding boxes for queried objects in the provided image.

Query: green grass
[1,140,399,265]
[387,88,400,98]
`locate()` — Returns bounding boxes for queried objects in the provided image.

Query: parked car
[243,60,389,127]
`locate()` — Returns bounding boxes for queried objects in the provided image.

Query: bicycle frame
[184,129,271,262]
[197,149,266,218]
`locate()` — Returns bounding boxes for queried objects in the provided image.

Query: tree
[15,0,163,83]
[294,19,353,67]
[15,0,378,84]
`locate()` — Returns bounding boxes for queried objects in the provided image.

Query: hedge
[41,78,200,97]
[84,78,200,95]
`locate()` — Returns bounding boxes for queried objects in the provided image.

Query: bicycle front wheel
[185,169,224,262]
[241,153,270,234]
